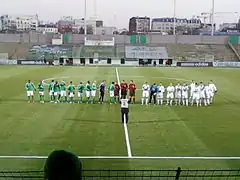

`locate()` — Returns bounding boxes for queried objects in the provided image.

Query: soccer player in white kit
[175,83,182,105]
[191,83,200,106]
[181,83,189,106]
[209,80,217,104]
[199,82,207,106]
[166,83,175,106]
[141,82,150,105]
[190,80,195,101]
[157,83,165,105]
[204,83,211,105]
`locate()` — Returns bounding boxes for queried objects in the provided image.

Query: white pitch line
[0,156,240,160]
[115,67,132,158]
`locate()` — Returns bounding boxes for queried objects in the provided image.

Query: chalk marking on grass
[42,76,191,86]
[115,67,132,158]
[0,156,240,160]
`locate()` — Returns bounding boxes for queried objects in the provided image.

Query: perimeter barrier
[0,168,239,179]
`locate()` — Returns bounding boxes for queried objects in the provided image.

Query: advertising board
[18,60,46,65]
[213,61,240,67]
[176,62,213,67]
[125,46,169,59]
[0,59,17,65]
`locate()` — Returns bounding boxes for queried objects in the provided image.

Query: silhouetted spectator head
[44,150,82,180]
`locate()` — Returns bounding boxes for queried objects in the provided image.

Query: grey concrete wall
[0,33,228,45]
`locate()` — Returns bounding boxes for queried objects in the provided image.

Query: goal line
[0,156,239,160]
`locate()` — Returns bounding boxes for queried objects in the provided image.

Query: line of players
[141,80,217,106]
[25,79,217,106]
[25,79,132,104]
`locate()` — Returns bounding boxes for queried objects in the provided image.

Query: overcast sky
[0,0,239,28]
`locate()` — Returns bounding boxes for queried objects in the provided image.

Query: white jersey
[192,86,200,99]
[142,84,150,91]
[157,85,165,93]
[175,85,182,98]
[204,85,211,98]
[157,85,165,98]
[166,86,175,99]
[181,85,189,98]
[199,84,205,98]
[142,84,150,98]
[121,99,129,108]
[167,86,175,94]
[209,83,217,93]
[190,83,195,91]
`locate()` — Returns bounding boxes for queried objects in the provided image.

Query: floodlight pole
[211,0,215,36]
[173,0,176,36]
[84,0,87,35]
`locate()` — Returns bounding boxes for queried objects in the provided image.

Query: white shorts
[192,93,200,100]
[142,91,149,98]
[61,90,67,97]
[167,93,174,99]
[200,92,205,99]
[182,92,188,99]
[78,92,83,97]
[175,92,181,99]
[39,92,44,96]
[49,90,53,96]
[27,91,34,96]
[91,90,96,97]
[109,91,114,97]
[54,92,58,96]
[85,91,91,98]
[157,93,164,99]
[69,92,74,97]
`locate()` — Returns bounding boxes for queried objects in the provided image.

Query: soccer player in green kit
[77,82,84,103]
[108,82,115,104]
[68,81,75,103]
[48,80,55,102]
[38,80,45,103]
[91,80,97,103]
[60,81,67,103]
[53,81,60,103]
[25,80,36,103]
[85,81,91,104]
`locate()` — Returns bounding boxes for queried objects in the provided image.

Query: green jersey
[78,84,84,93]
[85,83,91,91]
[108,84,114,91]
[68,84,75,92]
[91,83,97,90]
[25,82,35,91]
[60,82,66,91]
[53,83,60,92]
[48,82,54,91]
[38,83,44,92]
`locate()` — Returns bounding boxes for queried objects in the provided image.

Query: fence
[0,168,239,179]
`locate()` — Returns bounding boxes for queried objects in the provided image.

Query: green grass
[0,66,239,171]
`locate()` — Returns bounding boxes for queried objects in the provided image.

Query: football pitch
[0,65,240,171]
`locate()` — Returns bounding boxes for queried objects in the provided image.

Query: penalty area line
[115,67,132,158]
[0,156,239,160]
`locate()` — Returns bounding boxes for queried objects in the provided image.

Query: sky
[0,0,239,28]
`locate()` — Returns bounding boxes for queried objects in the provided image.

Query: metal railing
[0,168,239,179]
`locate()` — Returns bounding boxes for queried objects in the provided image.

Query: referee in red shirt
[120,80,128,99]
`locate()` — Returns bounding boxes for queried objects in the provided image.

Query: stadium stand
[0,42,237,61]
[166,44,237,61]
[0,43,31,60]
